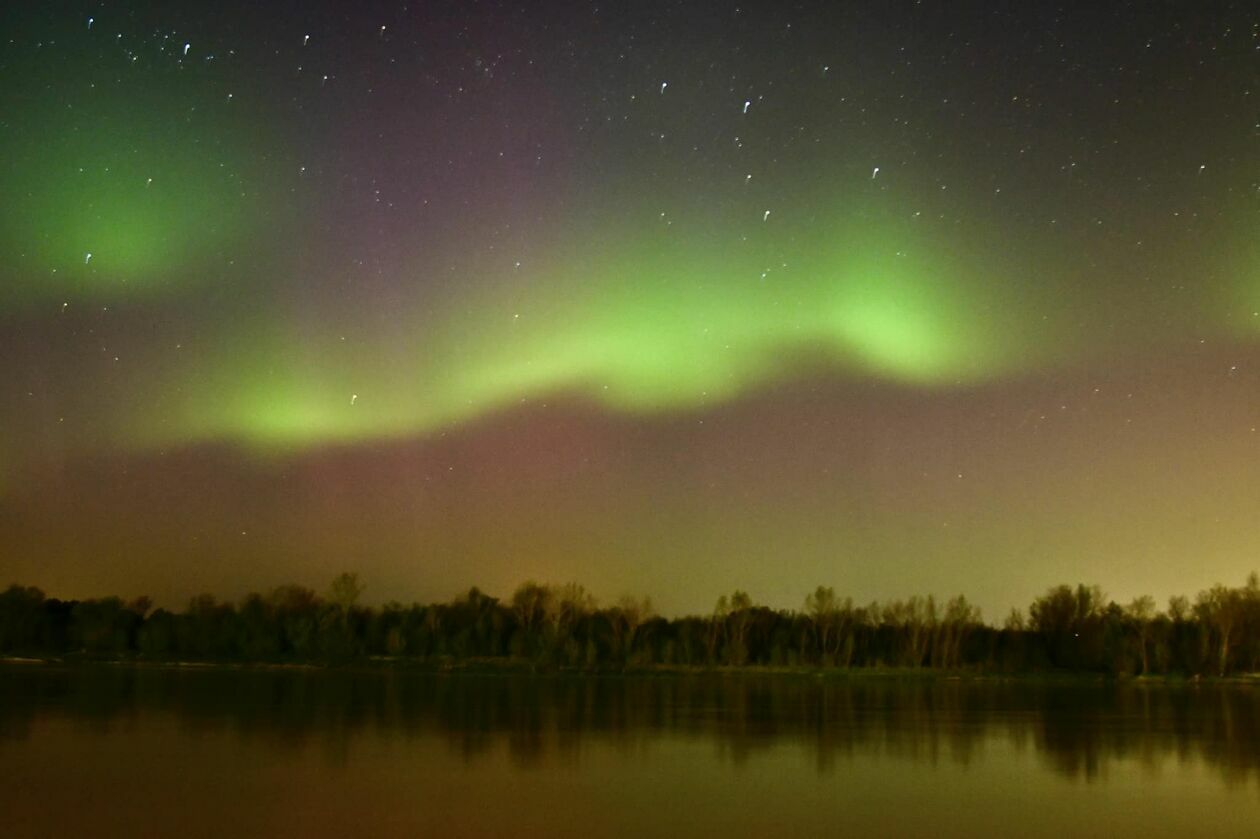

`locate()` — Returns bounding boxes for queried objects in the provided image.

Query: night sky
[2,1,1258,617]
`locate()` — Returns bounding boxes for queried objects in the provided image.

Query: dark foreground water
[2,666,1259,837]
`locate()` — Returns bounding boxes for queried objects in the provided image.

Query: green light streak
[131,210,1062,451]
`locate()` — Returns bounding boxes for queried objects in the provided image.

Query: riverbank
[5,654,1259,684]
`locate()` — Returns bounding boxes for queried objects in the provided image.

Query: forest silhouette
[3,573,1260,676]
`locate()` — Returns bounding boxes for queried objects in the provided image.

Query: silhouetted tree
[328,573,364,611]
[805,586,841,665]
[1197,584,1245,676]
[609,595,654,664]
[935,595,981,669]
[0,585,46,652]
[723,591,754,665]
[1030,584,1107,670]
[511,581,551,659]
[1124,596,1156,675]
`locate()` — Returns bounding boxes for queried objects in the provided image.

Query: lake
[2,665,1259,837]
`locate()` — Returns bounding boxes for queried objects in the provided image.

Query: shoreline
[4,655,1258,685]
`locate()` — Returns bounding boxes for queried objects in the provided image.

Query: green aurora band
[131,210,1071,451]
[2,56,1249,458]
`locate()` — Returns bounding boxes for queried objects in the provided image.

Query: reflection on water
[2,666,1259,837]
[4,667,1259,780]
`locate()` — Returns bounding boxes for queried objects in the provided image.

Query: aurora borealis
[2,1,1258,616]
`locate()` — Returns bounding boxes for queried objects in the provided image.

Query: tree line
[2,573,1259,676]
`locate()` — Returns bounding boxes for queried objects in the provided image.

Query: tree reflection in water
[2,666,1258,786]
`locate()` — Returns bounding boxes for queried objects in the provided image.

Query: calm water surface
[2,665,1259,837]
